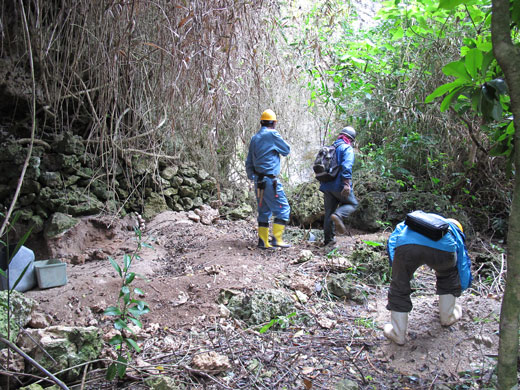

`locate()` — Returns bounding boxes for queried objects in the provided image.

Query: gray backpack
[313,145,339,182]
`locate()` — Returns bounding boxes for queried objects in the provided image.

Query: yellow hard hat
[260,109,277,122]
[447,218,463,233]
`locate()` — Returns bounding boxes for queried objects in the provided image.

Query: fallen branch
[15,138,51,150]
[0,336,69,390]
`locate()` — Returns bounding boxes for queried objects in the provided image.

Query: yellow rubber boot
[272,223,291,248]
[258,225,273,250]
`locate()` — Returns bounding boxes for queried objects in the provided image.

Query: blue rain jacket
[319,139,354,193]
[245,126,291,223]
[246,126,290,179]
[387,220,473,290]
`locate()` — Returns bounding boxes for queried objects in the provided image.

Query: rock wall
[0,131,226,237]
[287,169,471,235]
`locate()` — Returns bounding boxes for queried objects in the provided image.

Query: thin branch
[449,107,488,155]
[0,336,69,390]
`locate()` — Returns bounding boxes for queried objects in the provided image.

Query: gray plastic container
[0,245,36,292]
[34,259,67,289]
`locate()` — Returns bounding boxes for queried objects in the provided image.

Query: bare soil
[23,211,502,389]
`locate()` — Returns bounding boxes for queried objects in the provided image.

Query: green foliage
[105,227,151,380]
[473,314,499,324]
[258,312,297,333]
[425,0,518,166]
[354,317,377,329]
[326,247,341,259]
[362,240,384,247]
[284,0,514,235]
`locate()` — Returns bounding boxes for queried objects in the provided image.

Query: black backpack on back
[313,144,339,182]
[404,210,450,240]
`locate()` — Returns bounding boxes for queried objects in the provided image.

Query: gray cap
[340,126,356,141]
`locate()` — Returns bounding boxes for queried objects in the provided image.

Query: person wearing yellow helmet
[384,212,472,346]
[245,109,291,249]
[260,109,277,122]
[447,218,463,232]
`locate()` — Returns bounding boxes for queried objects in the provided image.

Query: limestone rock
[194,204,220,225]
[227,203,252,220]
[1,348,25,378]
[180,197,194,210]
[179,164,197,178]
[0,291,37,343]
[191,351,231,373]
[222,289,295,326]
[27,312,52,328]
[179,185,197,198]
[192,196,203,208]
[44,212,79,239]
[187,211,201,223]
[326,274,365,303]
[17,325,102,382]
[161,166,179,180]
[196,169,210,180]
[54,132,86,156]
[287,181,324,226]
[145,375,182,390]
[18,385,48,390]
[201,177,217,191]
[334,378,359,390]
[295,250,313,264]
[143,193,169,220]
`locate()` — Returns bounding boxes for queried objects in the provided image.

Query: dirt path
[24,211,502,389]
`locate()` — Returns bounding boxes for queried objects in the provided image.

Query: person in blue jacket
[384,215,472,345]
[319,126,358,246]
[245,109,291,249]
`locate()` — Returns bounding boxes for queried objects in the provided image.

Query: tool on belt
[255,171,278,207]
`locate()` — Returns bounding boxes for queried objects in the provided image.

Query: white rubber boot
[383,311,408,345]
[439,294,462,326]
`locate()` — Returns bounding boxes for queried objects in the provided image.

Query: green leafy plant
[362,240,384,247]
[354,317,377,329]
[259,312,297,334]
[473,314,499,324]
[326,248,341,259]
[105,227,151,380]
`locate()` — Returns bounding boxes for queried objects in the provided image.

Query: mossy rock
[54,131,86,156]
[143,192,169,220]
[347,241,390,285]
[287,181,324,227]
[325,274,366,303]
[44,212,80,239]
[145,375,183,390]
[18,326,102,382]
[221,289,296,326]
[0,290,37,344]
[347,190,462,233]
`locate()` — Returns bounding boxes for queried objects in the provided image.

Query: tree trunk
[491,1,520,389]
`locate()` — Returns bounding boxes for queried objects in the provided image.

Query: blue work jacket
[319,139,354,192]
[387,220,473,290]
[245,126,290,180]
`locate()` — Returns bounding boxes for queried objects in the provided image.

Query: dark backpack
[404,210,450,241]
[313,145,339,182]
